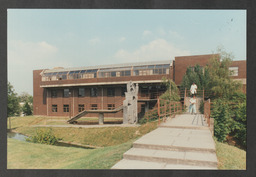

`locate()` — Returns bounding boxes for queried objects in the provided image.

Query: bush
[26,128,61,145]
[212,99,232,142]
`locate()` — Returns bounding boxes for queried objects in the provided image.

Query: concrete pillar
[98,113,104,125]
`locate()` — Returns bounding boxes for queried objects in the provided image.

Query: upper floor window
[51,90,57,98]
[121,87,127,97]
[107,88,115,97]
[229,67,239,76]
[90,88,98,97]
[78,88,85,97]
[63,89,70,98]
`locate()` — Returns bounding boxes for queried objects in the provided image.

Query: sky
[7,9,246,95]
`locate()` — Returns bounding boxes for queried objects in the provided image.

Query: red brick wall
[33,70,47,116]
[230,60,246,79]
[174,54,219,85]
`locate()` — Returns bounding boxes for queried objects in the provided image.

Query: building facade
[33,54,246,118]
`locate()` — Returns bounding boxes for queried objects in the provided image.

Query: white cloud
[89,37,100,45]
[114,39,191,62]
[142,30,153,37]
[8,40,72,95]
[119,37,126,42]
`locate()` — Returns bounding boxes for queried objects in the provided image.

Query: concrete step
[122,148,217,168]
[132,128,216,153]
[112,159,217,170]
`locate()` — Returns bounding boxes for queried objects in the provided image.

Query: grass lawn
[8,138,133,169]
[10,116,158,147]
[215,139,246,170]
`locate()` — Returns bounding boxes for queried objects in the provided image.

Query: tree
[18,92,33,115]
[207,48,242,99]
[18,92,33,103]
[22,101,32,116]
[160,77,180,101]
[8,82,20,117]
[180,64,211,92]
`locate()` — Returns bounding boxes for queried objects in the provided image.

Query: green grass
[9,116,158,147]
[8,138,133,169]
[215,139,246,170]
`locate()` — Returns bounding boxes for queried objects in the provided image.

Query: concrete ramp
[112,114,217,169]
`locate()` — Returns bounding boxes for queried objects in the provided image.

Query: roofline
[43,60,172,73]
[175,53,219,58]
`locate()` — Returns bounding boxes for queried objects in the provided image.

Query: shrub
[26,128,61,145]
[212,99,232,142]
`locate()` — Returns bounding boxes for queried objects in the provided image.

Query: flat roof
[43,60,172,73]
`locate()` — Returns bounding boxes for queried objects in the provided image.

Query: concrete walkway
[112,114,218,169]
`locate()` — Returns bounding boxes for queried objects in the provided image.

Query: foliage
[180,64,211,92]
[160,77,180,101]
[19,92,33,115]
[212,99,232,142]
[18,92,33,103]
[8,82,20,117]
[22,101,32,116]
[199,100,204,114]
[207,48,242,99]
[212,92,246,147]
[26,128,61,145]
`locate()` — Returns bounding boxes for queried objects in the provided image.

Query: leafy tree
[7,82,20,117]
[180,64,211,93]
[207,48,242,99]
[18,92,33,115]
[160,77,180,101]
[22,101,32,116]
[18,92,33,103]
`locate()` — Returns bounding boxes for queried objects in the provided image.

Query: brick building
[33,54,246,118]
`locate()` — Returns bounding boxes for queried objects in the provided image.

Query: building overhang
[40,80,164,88]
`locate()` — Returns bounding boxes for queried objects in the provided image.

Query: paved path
[112,114,218,169]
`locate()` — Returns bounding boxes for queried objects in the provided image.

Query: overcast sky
[7,9,246,95]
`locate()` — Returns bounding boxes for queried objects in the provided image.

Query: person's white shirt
[190,84,197,94]
[190,97,196,104]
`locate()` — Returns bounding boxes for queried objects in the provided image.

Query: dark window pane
[51,90,57,98]
[78,104,85,112]
[121,87,127,97]
[91,104,98,110]
[78,88,85,97]
[107,88,115,97]
[63,89,69,97]
[52,105,57,112]
[63,104,69,112]
[90,88,98,97]
[111,72,116,77]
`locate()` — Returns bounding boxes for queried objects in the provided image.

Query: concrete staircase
[112,114,218,169]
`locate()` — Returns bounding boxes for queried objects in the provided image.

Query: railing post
[157,99,160,124]
[164,100,167,122]
[184,88,187,98]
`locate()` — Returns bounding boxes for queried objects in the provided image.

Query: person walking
[190,82,197,96]
[189,95,197,114]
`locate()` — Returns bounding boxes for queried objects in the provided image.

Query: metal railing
[179,88,212,99]
[144,99,183,124]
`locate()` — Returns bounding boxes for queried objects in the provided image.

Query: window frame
[63,89,70,98]
[90,88,98,97]
[78,88,85,97]
[63,104,69,112]
[51,90,57,98]
[78,104,85,112]
[52,105,58,112]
